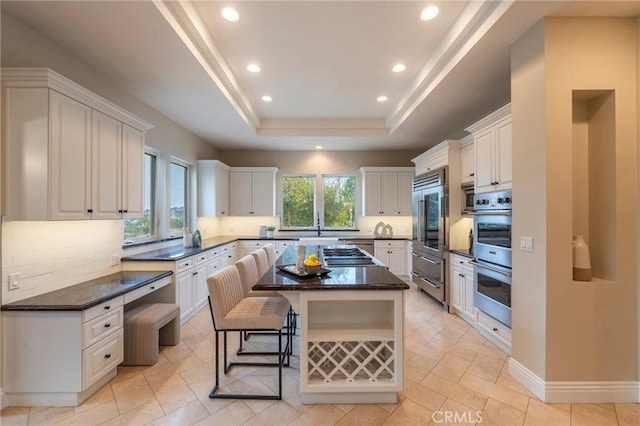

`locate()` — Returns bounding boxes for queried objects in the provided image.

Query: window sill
[123,235,182,250]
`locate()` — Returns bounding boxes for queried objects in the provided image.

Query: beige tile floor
[2,283,639,426]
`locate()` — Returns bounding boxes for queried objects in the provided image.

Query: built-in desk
[254,245,409,404]
[1,271,172,407]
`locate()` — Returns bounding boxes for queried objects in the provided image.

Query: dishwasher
[340,239,374,255]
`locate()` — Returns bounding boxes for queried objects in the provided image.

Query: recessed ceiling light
[377,96,388,102]
[261,95,272,102]
[247,64,261,73]
[315,145,323,150]
[421,6,439,21]
[392,64,406,73]
[221,7,239,22]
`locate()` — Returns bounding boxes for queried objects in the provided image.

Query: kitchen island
[254,245,409,404]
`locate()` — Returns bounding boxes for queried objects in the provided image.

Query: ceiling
[2,1,639,152]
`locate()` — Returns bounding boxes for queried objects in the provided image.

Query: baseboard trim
[508,358,545,400]
[0,388,7,410]
[509,358,639,403]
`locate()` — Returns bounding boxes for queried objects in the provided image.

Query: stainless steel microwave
[462,183,474,213]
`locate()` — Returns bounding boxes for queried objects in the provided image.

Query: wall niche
[571,90,616,282]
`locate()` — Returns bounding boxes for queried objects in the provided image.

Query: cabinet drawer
[375,240,405,249]
[123,276,171,304]
[176,257,194,272]
[207,248,220,260]
[450,254,473,274]
[276,241,296,250]
[477,310,511,343]
[82,296,123,322]
[194,252,208,266]
[82,329,123,389]
[82,307,123,349]
[240,240,268,249]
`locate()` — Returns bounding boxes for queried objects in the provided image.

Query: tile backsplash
[1,220,125,304]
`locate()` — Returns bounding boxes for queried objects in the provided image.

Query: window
[323,175,356,228]
[170,161,188,235]
[124,153,156,240]
[282,176,315,228]
[281,174,356,229]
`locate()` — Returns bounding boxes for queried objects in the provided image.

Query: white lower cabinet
[238,239,269,257]
[276,240,297,257]
[449,253,475,322]
[374,240,407,276]
[2,297,125,406]
[448,252,511,354]
[218,242,237,268]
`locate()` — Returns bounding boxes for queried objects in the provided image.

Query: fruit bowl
[303,264,323,275]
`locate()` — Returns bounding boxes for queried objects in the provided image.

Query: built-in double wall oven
[411,167,449,307]
[470,190,512,327]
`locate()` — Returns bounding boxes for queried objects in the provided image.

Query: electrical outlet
[111,254,120,266]
[9,273,20,290]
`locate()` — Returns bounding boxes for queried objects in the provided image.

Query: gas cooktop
[322,247,375,265]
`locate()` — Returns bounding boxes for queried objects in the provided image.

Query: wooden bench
[122,303,180,366]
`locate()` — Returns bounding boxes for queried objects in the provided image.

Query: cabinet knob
[493,327,498,332]
[124,209,128,213]
[150,286,155,290]
[104,323,111,328]
[104,353,111,359]
[470,173,475,177]
[87,209,93,213]
[118,209,123,213]
[104,305,110,310]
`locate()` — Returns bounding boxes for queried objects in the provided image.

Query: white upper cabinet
[360,167,414,216]
[229,167,278,216]
[49,91,93,220]
[197,160,230,217]
[466,104,512,194]
[1,68,153,221]
[460,138,475,184]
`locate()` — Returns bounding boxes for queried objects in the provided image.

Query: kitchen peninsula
[254,245,409,404]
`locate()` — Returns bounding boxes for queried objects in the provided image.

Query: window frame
[321,174,357,230]
[123,149,157,243]
[169,158,190,236]
[280,173,357,231]
[281,174,317,230]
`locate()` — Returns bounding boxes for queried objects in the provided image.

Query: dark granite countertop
[450,248,473,258]
[122,235,410,262]
[253,245,409,291]
[1,271,173,311]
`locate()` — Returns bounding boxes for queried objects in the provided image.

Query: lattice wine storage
[307,340,395,384]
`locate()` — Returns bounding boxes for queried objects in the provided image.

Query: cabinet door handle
[150,286,155,290]
[124,209,128,214]
[118,209,123,213]
[87,209,93,213]
[104,323,111,328]
[493,328,499,332]
[104,305,110,310]
[470,173,475,177]
[104,353,111,359]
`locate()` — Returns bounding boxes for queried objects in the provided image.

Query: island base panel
[302,391,397,404]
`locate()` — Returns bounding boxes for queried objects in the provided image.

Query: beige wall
[512,17,638,383]
[511,20,548,379]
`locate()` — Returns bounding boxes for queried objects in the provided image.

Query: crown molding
[387,0,514,134]
[1,67,153,131]
[153,0,260,130]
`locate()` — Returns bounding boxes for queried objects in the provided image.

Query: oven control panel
[474,190,512,211]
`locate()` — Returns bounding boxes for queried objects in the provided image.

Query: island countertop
[253,245,409,291]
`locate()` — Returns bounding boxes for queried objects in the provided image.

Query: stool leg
[209,330,221,398]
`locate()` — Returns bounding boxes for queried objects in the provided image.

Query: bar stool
[251,248,270,276]
[206,265,291,400]
[262,243,277,265]
[235,254,290,353]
